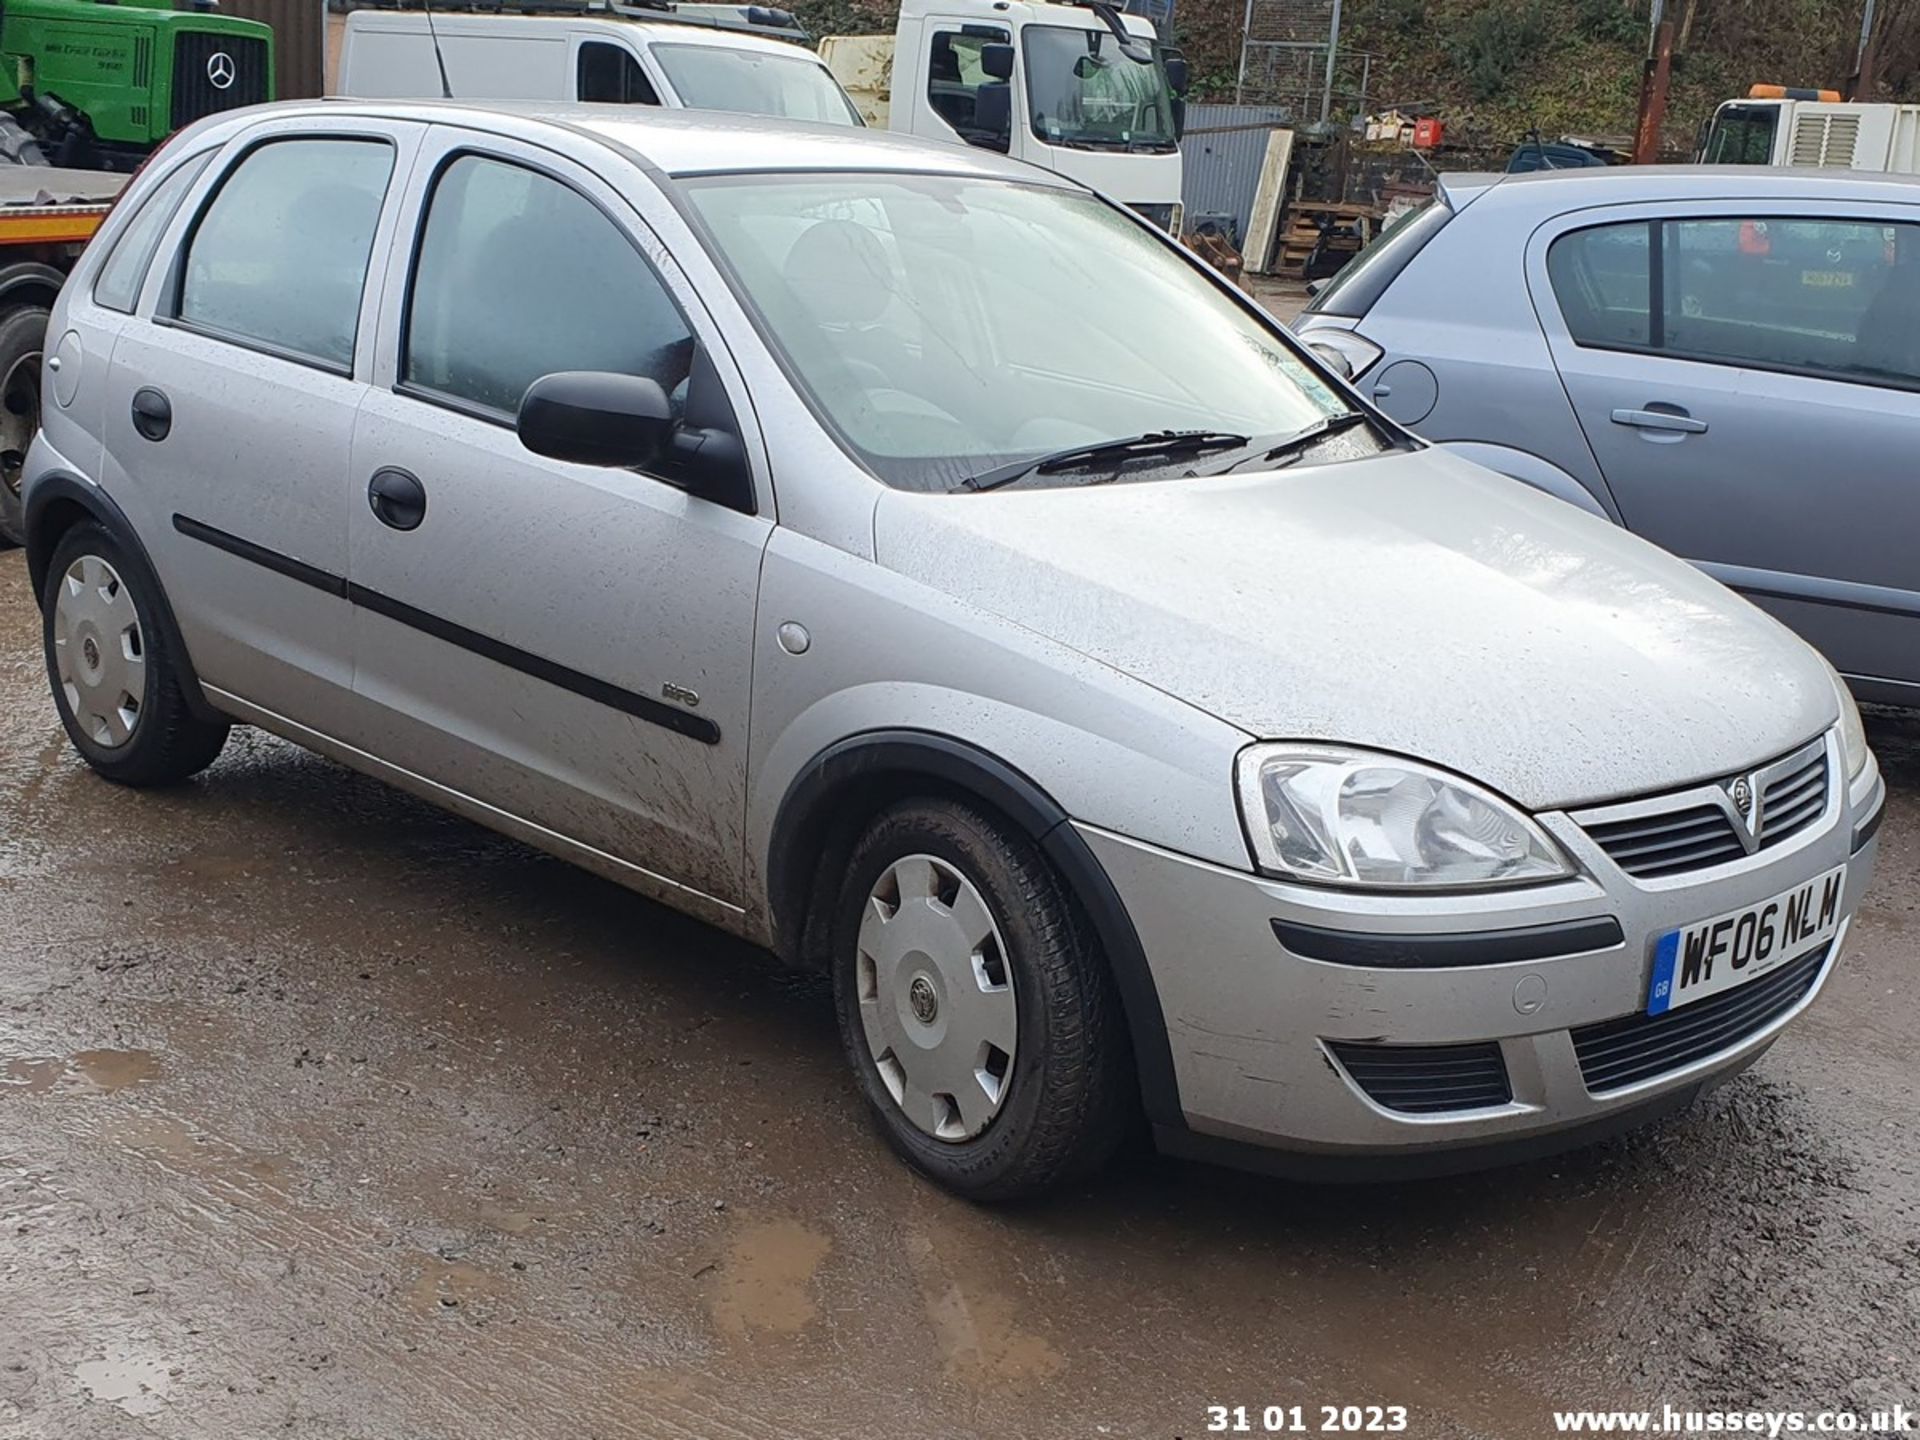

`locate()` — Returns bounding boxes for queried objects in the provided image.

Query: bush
[1447,0,1555,100]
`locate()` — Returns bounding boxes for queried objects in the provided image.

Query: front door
[1531,204,1920,698]
[101,118,419,734]
[349,134,771,913]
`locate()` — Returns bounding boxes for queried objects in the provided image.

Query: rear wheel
[830,797,1133,1200]
[0,303,48,548]
[41,522,230,785]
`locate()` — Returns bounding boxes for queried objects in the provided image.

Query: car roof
[290,98,1070,184]
[1455,163,1920,217]
[343,9,810,60]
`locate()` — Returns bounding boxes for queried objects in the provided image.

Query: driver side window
[402,153,694,419]
[926,26,1011,152]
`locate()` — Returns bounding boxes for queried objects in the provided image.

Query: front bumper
[1087,732,1883,1173]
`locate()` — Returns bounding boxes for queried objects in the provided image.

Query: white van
[337,5,864,126]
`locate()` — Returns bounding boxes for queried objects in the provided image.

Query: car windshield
[682,171,1353,492]
[1023,26,1176,152]
[650,43,862,125]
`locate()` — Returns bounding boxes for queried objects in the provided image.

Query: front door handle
[131,387,171,442]
[1610,407,1708,435]
[367,467,427,532]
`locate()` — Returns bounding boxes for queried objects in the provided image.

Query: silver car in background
[1295,166,1920,707]
[21,106,1883,1198]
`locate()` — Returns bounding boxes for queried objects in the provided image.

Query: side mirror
[971,81,1011,150]
[980,41,1013,80]
[1172,93,1186,138]
[1165,54,1190,96]
[518,371,673,468]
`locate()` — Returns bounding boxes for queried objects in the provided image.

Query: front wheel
[830,797,1133,1200]
[0,303,49,548]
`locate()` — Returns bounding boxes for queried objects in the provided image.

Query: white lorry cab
[337,0,864,127]
[1701,87,1920,172]
[822,0,1188,232]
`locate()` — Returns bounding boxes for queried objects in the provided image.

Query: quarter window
[578,41,659,104]
[177,138,394,369]
[402,154,694,418]
[926,26,1011,150]
[94,150,214,314]
[1547,216,1920,387]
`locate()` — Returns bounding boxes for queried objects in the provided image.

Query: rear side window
[402,154,694,417]
[1547,216,1920,387]
[93,150,215,314]
[178,138,394,369]
[1303,197,1451,319]
[578,41,659,103]
[1546,222,1651,348]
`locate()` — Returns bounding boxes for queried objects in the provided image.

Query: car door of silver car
[102,115,422,735]
[348,131,772,919]
[1529,201,1920,702]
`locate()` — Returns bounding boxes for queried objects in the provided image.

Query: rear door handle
[131,387,171,442]
[1610,407,1708,435]
[367,467,427,532]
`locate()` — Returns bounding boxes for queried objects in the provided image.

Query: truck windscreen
[1023,26,1176,153]
[1702,104,1779,164]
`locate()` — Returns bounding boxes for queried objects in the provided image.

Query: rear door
[102,115,421,734]
[347,127,773,916]
[1530,201,1920,698]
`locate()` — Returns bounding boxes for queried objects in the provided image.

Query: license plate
[1646,866,1845,1016]
[1801,269,1855,287]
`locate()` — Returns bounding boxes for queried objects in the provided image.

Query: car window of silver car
[401,153,697,419]
[682,171,1351,493]
[1548,216,1920,389]
[176,138,395,372]
[93,149,216,315]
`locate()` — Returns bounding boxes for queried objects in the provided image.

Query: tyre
[0,303,48,548]
[0,114,47,168]
[830,797,1133,1200]
[41,521,230,786]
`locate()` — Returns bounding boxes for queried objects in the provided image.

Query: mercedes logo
[206,51,236,90]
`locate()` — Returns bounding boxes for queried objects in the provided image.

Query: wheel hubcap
[856,854,1017,1144]
[53,554,145,750]
[0,347,41,501]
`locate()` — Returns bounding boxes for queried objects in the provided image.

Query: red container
[1413,117,1444,149]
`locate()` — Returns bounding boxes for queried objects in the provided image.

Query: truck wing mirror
[1165,54,1191,96]
[980,42,1014,80]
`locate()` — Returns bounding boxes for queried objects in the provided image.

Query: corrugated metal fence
[1181,103,1292,247]
[223,0,329,101]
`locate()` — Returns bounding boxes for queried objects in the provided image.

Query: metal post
[1319,0,1341,124]
[1851,0,1879,100]
[1234,0,1255,104]
[1632,15,1674,163]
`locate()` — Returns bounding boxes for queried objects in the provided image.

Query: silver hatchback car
[22,104,1884,1198]
[1294,166,1920,707]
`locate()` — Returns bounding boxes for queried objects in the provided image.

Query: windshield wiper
[1195,412,1374,477]
[960,430,1252,493]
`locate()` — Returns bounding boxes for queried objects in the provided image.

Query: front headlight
[1820,656,1870,781]
[1234,743,1574,889]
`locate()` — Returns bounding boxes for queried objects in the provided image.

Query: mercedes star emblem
[206,51,236,90]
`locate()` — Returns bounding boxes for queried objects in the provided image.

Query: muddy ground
[1,547,1915,1440]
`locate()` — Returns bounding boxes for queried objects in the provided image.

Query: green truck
[0,0,274,171]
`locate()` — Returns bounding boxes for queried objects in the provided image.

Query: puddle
[0,1049,158,1096]
[707,1218,832,1339]
[74,1356,172,1417]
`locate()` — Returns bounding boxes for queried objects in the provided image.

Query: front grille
[1326,1040,1512,1114]
[171,33,271,130]
[1582,744,1830,880]
[1571,942,1829,1094]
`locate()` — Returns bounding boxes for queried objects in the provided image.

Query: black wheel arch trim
[23,471,227,727]
[768,729,1185,1129]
